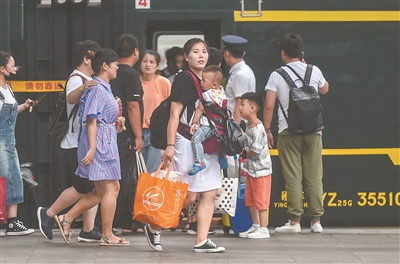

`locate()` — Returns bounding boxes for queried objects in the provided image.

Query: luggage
[230,183,253,236]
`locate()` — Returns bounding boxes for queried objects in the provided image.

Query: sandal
[54,215,72,244]
[135,222,145,233]
[188,162,206,176]
[182,223,191,232]
[100,234,130,246]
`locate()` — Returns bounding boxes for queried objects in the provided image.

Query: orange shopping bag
[133,163,188,228]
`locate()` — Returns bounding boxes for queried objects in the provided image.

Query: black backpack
[47,74,86,140]
[202,104,247,156]
[275,64,324,134]
[149,96,172,149]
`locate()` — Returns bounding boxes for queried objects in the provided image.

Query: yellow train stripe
[234,11,400,22]
[269,148,400,166]
[8,80,64,92]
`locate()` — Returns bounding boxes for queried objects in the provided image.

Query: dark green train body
[1,0,398,227]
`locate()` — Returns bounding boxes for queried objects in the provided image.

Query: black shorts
[63,148,94,194]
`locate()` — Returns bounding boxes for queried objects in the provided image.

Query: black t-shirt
[170,69,199,122]
[110,64,144,139]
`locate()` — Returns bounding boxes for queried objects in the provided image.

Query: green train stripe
[269,148,400,166]
[234,11,400,22]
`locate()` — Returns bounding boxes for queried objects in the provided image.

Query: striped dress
[75,76,121,181]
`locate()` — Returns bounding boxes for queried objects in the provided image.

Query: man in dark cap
[221,35,256,177]
[222,35,256,122]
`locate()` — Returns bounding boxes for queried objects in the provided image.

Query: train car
[1,0,398,227]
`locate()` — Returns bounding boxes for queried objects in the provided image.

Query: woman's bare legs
[59,180,126,243]
[195,189,217,244]
[59,184,103,236]
[97,180,122,243]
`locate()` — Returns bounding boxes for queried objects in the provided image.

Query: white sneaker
[311,222,323,233]
[238,226,258,238]
[275,220,301,233]
[0,230,5,236]
[247,228,270,239]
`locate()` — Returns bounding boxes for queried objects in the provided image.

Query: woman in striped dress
[56,49,129,246]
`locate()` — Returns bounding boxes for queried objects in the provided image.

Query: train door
[145,19,222,67]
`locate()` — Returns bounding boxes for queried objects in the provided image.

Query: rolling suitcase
[229,183,253,235]
[229,157,253,236]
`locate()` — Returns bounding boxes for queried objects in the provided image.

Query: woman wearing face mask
[143,39,225,253]
[140,50,171,174]
[0,51,37,236]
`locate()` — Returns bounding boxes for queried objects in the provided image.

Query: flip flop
[54,215,72,244]
[100,234,130,246]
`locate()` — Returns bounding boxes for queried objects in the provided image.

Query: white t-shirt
[265,61,326,133]
[225,61,256,113]
[60,70,91,149]
[0,85,16,109]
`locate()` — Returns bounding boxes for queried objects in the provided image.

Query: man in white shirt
[37,40,102,243]
[222,35,256,178]
[264,32,329,234]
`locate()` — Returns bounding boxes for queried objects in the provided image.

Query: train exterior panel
[0,0,398,227]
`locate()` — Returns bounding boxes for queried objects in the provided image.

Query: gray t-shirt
[243,122,272,178]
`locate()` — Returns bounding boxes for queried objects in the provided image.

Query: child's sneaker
[0,231,5,236]
[311,222,323,233]
[219,156,228,169]
[188,162,206,176]
[6,220,35,236]
[275,220,301,233]
[247,228,270,239]
[238,225,259,238]
[193,239,225,253]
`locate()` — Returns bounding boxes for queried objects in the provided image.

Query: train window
[155,33,204,70]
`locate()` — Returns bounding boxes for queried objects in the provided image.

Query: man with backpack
[263,32,329,234]
[37,40,102,242]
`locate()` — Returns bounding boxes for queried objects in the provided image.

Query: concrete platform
[0,227,399,264]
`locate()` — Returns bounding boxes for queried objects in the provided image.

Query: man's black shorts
[63,148,94,194]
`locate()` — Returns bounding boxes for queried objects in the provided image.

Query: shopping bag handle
[136,152,147,173]
[153,161,173,181]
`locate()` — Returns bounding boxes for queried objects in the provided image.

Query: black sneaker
[77,227,102,242]
[193,239,225,253]
[37,207,54,240]
[6,220,34,236]
[144,224,163,251]
[187,222,216,235]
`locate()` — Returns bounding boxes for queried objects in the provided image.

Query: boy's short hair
[240,92,264,111]
[115,34,139,58]
[206,47,223,67]
[202,65,223,85]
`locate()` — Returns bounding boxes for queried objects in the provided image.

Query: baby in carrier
[189,65,228,175]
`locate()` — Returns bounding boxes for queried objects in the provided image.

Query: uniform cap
[221,35,248,51]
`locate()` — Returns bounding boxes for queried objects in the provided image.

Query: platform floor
[0,227,399,264]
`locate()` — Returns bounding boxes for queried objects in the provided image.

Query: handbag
[0,177,7,223]
[133,162,189,228]
[189,171,239,217]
